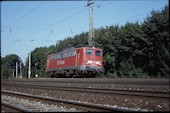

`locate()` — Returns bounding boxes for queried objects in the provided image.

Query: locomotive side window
[67,52,71,57]
[63,51,72,58]
[63,53,67,58]
[53,55,57,59]
[52,54,61,59]
[96,50,101,56]
[57,54,61,59]
[86,50,93,55]
[61,53,63,58]
[72,51,76,56]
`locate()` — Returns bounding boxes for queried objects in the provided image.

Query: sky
[1,0,169,64]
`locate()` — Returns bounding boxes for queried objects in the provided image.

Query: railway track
[2,78,169,85]
[1,102,33,112]
[1,91,133,112]
[2,78,169,112]
[2,83,169,100]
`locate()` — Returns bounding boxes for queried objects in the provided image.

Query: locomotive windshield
[96,50,101,56]
[86,50,93,55]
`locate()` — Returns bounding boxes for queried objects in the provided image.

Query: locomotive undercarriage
[46,65,104,78]
[48,70,96,78]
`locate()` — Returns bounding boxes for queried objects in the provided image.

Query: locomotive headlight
[86,60,93,64]
[96,61,102,65]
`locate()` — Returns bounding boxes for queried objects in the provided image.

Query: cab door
[75,49,80,67]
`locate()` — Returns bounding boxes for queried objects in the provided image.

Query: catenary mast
[87,0,95,47]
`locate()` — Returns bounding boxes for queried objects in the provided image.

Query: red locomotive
[45,46,104,78]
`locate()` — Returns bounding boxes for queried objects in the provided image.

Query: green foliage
[1,54,23,79]
[96,73,107,78]
[141,5,169,77]
[22,47,48,78]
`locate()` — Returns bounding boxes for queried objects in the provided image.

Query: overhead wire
[3,2,82,32]
[40,7,88,43]
[1,2,44,33]
[5,0,161,45]
[2,3,27,23]
[11,1,150,43]
[92,0,155,29]
[10,7,88,44]
[2,1,81,12]
[6,0,112,42]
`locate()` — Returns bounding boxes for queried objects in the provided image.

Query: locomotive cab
[82,47,104,76]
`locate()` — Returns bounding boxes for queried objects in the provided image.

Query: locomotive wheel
[50,71,55,78]
[65,72,72,78]
[80,74,85,78]
[51,74,54,78]
[72,73,81,78]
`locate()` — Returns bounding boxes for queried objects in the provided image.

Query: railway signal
[16,62,18,78]
[28,52,31,79]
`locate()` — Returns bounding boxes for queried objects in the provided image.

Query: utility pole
[13,68,15,78]
[35,62,38,78]
[16,62,18,78]
[87,0,95,47]
[20,61,22,78]
[28,52,31,79]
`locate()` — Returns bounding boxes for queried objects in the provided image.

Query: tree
[1,54,23,79]
[95,25,120,76]
[142,5,169,77]
[115,22,146,77]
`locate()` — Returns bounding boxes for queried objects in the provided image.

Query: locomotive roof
[48,46,102,57]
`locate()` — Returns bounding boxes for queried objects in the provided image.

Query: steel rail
[2,83,169,99]
[1,102,34,112]
[2,79,169,85]
[1,91,134,112]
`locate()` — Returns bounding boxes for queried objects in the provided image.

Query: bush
[96,73,107,78]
